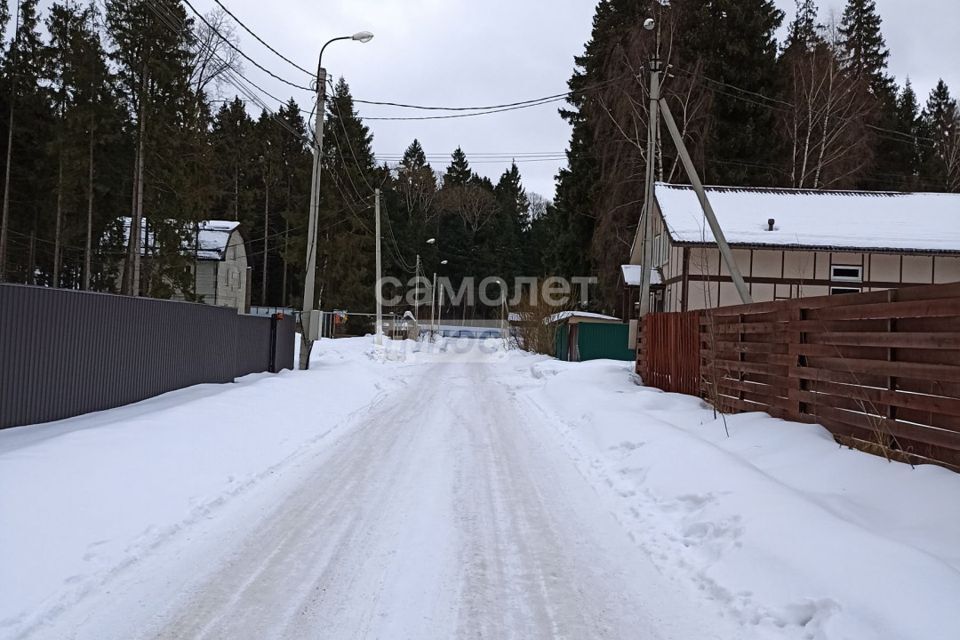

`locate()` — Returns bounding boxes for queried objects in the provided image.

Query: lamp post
[424,238,439,337]
[299,30,373,370]
[434,259,448,338]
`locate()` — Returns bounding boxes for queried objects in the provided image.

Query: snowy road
[119,358,722,639]
[5,337,960,640]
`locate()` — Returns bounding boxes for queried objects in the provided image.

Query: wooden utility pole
[638,58,662,316]
[637,54,752,313]
[659,96,752,305]
[375,187,382,346]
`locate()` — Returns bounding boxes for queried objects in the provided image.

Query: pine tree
[889,79,922,189]
[273,99,311,307]
[317,77,377,311]
[783,0,821,54]
[688,0,785,185]
[921,80,960,192]
[444,147,472,186]
[838,0,901,189]
[44,1,125,289]
[211,98,255,221]
[0,0,55,284]
[838,0,893,98]
[489,163,529,289]
[393,138,436,250]
[0,0,12,280]
[106,0,196,296]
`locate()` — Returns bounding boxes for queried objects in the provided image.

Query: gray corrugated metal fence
[0,284,295,430]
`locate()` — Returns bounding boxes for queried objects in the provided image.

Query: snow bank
[0,337,409,638]
[515,358,960,640]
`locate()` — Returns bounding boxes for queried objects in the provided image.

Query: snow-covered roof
[620,264,662,287]
[115,218,242,261]
[547,311,622,324]
[196,221,241,261]
[655,183,960,253]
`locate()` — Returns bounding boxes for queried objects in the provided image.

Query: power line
[144,0,309,146]
[354,90,591,112]
[209,0,315,78]
[180,0,312,93]
[360,97,566,121]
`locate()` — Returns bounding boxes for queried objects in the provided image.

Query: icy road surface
[149,357,720,639]
[4,337,959,640]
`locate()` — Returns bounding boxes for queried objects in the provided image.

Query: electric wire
[180,0,312,93]
[209,0,314,77]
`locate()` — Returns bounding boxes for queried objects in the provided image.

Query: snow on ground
[0,338,410,638]
[1,335,959,639]
[512,357,960,639]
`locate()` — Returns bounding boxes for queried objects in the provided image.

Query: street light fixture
[299,30,373,370]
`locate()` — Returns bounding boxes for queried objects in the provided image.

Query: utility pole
[638,57,662,316]
[636,53,752,315]
[298,31,373,370]
[437,284,443,336]
[414,253,421,325]
[658,96,752,305]
[298,65,325,370]
[430,271,437,338]
[375,187,383,346]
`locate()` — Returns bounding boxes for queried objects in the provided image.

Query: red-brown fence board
[636,282,960,471]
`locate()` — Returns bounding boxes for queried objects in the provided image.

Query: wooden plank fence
[637,311,701,395]
[638,282,960,471]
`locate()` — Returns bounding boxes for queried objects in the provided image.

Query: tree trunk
[27,224,35,285]
[261,177,269,306]
[53,151,64,288]
[122,150,138,295]
[83,119,95,290]
[814,73,836,190]
[233,162,239,220]
[132,111,146,296]
[0,93,15,282]
[282,178,289,306]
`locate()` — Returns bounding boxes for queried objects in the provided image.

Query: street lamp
[432,258,449,339]
[299,31,373,370]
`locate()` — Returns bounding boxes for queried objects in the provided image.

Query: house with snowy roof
[626,183,960,313]
[111,218,250,311]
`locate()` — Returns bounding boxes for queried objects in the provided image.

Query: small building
[628,183,960,313]
[189,221,250,311]
[550,311,636,362]
[114,218,250,312]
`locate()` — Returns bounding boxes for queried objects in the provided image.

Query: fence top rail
[0,282,241,313]
[698,282,960,319]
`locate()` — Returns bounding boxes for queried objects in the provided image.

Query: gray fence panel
[0,284,294,430]
[235,314,272,378]
[273,315,295,373]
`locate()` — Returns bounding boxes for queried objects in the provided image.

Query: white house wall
[213,231,248,311]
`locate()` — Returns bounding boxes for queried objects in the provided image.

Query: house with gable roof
[625,183,960,314]
[111,218,250,311]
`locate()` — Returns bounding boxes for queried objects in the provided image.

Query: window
[831,265,863,283]
[830,286,861,295]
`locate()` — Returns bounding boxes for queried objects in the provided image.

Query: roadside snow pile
[519,358,960,640]
[0,337,410,639]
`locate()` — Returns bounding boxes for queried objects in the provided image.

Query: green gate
[554,322,633,362]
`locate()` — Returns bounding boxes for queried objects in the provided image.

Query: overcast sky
[199,0,959,198]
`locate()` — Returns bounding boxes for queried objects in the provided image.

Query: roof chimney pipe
[767,218,775,231]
